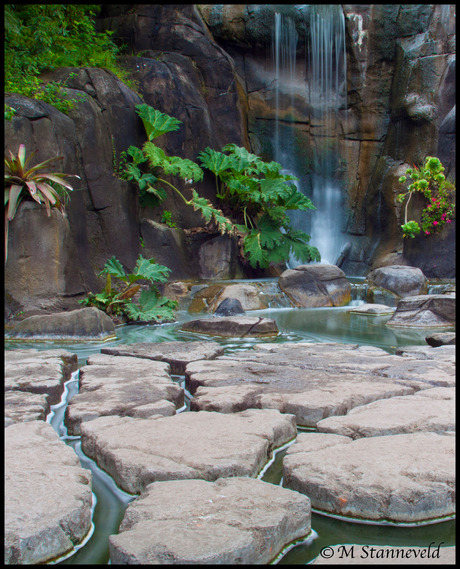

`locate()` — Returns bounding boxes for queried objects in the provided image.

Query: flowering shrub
[397,157,455,239]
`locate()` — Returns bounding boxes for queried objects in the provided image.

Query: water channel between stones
[6,287,455,565]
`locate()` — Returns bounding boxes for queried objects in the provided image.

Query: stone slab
[283,432,455,523]
[5,421,93,564]
[316,387,455,438]
[5,349,78,406]
[80,409,297,494]
[65,353,183,435]
[109,477,311,564]
[101,340,224,374]
[348,303,395,315]
[185,342,455,426]
[5,391,49,426]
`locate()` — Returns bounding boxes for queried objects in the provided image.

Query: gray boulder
[278,264,351,307]
[386,294,456,327]
[80,409,296,494]
[366,265,427,305]
[5,421,93,564]
[425,332,456,347]
[215,297,246,316]
[181,316,279,337]
[283,431,455,523]
[109,477,311,564]
[6,307,115,340]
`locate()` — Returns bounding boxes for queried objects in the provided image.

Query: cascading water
[308,5,347,264]
[271,6,347,266]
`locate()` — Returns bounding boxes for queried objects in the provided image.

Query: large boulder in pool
[5,307,116,340]
[366,265,427,305]
[386,294,455,327]
[278,265,351,307]
[181,316,278,337]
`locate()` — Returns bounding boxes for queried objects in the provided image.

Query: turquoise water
[6,299,455,564]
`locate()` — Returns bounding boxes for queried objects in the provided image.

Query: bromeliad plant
[121,104,235,235]
[79,255,178,323]
[198,144,321,268]
[4,144,79,261]
[398,156,455,238]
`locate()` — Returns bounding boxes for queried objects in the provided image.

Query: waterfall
[271,6,347,266]
[308,5,347,265]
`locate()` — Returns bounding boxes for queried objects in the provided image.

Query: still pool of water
[6,303,455,564]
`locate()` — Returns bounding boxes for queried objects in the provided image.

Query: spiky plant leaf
[242,230,270,268]
[142,142,168,170]
[222,143,260,173]
[135,104,182,140]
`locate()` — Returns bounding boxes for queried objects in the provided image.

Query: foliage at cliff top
[398,157,455,239]
[4,4,131,113]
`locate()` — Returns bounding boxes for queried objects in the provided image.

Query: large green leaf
[143,142,168,170]
[242,230,270,268]
[162,156,203,182]
[99,256,127,282]
[129,255,171,284]
[124,289,177,323]
[135,104,181,140]
[222,144,260,173]
[127,145,146,165]
[198,147,236,176]
[189,190,235,234]
[283,185,316,211]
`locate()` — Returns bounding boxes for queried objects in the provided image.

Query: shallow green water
[6,300,455,564]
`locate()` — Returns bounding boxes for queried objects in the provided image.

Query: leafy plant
[4,4,134,112]
[161,210,177,228]
[4,144,79,261]
[397,156,455,238]
[79,255,178,323]
[122,104,236,234]
[198,144,320,268]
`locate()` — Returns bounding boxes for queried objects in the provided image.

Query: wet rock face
[109,477,311,564]
[5,421,93,564]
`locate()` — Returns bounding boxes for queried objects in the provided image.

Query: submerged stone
[109,477,311,564]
